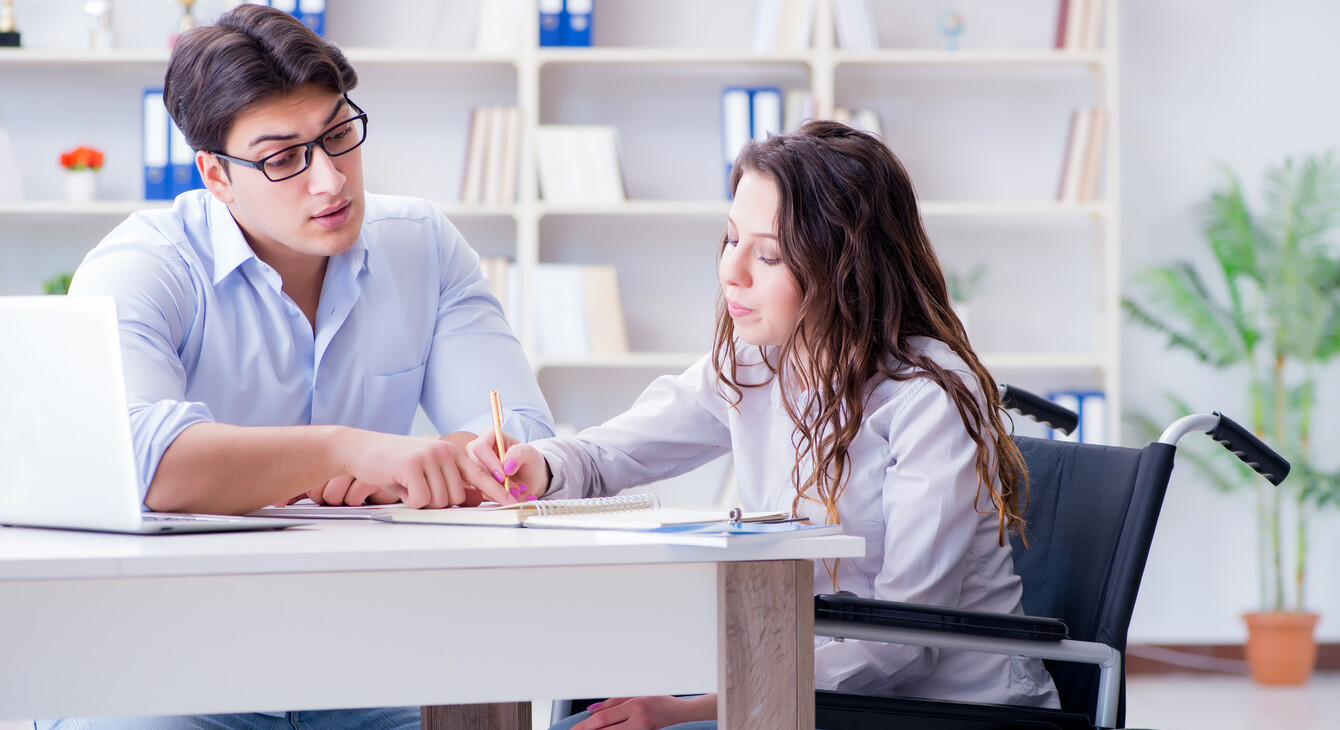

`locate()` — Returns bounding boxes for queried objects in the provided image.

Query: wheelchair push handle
[998,384,1079,435]
[1159,412,1291,486]
[1208,411,1291,486]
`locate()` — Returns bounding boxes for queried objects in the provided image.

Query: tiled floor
[6,672,1337,729]
[1124,671,1340,729]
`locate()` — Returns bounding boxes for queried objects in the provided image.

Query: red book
[1054,0,1071,49]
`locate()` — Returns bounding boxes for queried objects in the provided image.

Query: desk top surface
[0,519,865,581]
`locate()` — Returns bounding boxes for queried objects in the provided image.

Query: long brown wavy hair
[711,120,1027,550]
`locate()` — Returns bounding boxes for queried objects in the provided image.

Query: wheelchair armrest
[815,594,1122,729]
[815,592,1069,642]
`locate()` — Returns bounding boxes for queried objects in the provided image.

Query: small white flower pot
[63,169,98,203]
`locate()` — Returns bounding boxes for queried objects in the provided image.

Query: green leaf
[1126,263,1250,367]
[42,273,73,296]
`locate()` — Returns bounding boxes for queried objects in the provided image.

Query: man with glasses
[45,6,550,728]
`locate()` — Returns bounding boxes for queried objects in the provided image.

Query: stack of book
[143,89,205,201]
[1055,0,1106,51]
[460,106,522,205]
[721,87,784,194]
[750,0,816,53]
[784,89,816,132]
[478,256,513,318]
[832,0,878,50]
[1048,390,1106,444]
[534,125,626,205]
[538,0,593,47]
[831,107,883,137]
[529,263,629,359]
[1057,106,1107,203]
[248,0,327,36]
[480,257,629,360]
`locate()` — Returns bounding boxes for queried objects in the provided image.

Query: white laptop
[0,296,310,534]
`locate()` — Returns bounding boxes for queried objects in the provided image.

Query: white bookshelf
[0,0,1120,439]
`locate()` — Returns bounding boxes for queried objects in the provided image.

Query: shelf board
[536,352,705,370]
[537,199,730,217]
[919,201,1110,218]
[0,200,170,216]
[0,47,1107,69]
[538,47,812,66]
[0,200,525,219]
[834,49,1108,67]
[981,352,1105,370]
[0,47,516,67]
[435,203,519,218]
[343,48,516,65]
[0,48,170,65]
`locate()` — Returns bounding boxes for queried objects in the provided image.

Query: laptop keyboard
[143,513,241,522]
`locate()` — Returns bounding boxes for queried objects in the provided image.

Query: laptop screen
[0,296,148,532]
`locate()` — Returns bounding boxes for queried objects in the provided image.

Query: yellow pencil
[489,389,511,492]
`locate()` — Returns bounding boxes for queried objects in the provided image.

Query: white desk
[0,521,862,729]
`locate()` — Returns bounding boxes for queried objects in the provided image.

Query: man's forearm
[145,422,350,514]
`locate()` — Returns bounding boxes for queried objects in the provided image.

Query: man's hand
[302,475,403,506]
[333,429,513,508]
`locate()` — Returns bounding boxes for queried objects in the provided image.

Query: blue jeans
[547,712,715,730]
[35,707,419,730]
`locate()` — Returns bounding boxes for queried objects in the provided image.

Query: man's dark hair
[163,4,358,155]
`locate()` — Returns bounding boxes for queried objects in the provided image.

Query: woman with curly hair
[473,120,1060,730]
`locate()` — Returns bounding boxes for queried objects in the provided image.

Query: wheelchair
[553,385,1290,730]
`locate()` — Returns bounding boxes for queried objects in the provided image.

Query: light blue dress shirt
[70,190,553,500]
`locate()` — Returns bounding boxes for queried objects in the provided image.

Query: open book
[372,493,789,530]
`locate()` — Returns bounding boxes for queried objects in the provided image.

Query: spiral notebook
[373,493,789,530]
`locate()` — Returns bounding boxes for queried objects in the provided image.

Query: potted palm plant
[1124,151,1340,685]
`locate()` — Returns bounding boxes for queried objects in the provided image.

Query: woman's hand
[571,695,716,730]
[466,430,551,500]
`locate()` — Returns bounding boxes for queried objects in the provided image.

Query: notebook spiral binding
[527,493,661,517]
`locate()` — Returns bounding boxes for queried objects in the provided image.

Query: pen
[489,389,511,494]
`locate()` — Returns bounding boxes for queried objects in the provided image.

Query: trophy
[177,0,197,34]
[85,1,114,51]
[0,0,21,48]
[168,0,196,48]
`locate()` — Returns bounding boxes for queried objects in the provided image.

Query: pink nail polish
[524,495,537,501]
[517,483,529,493]
[586,702,603,711]
[509,487,520,498]
[503,459,517,473]
[493,470,504,483]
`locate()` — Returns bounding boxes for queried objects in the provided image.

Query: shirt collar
[332,230,371,280]
[207,195,371,284]
[208,195,258,285]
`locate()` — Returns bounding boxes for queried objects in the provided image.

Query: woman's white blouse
[534,337,1060,706]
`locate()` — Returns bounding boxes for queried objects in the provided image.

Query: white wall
[1121,0,1340,643]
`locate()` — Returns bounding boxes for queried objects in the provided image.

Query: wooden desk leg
[421,702,531,730]
[717,559,815,730]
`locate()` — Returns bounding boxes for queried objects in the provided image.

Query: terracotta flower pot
[1243,611,1319,685]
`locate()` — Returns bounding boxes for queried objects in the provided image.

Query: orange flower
[59,146,105,171]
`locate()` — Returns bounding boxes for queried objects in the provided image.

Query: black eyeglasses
[212,99,368,182]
